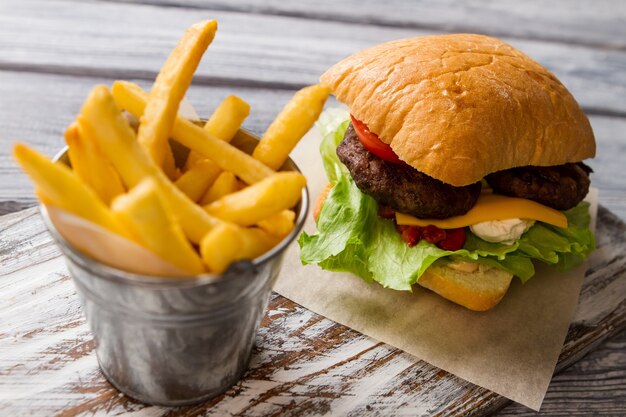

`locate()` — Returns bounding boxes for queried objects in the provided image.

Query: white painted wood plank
[120,0,626,49]
[0,0,625,114]
[496,330,626,416]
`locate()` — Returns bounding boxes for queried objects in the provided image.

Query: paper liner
[46,205,186,276]
[276,127,598,410]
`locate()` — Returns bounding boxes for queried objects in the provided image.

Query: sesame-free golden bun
[321,34,596,186]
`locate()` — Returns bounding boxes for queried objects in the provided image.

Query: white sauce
[470,219,535,245]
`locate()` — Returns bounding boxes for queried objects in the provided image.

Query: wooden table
[1,1,625,415]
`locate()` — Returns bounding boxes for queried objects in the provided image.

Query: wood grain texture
[497,330,626,416]
[1,0,626,115]
[0,205,625,416]
[1,70,625,219]
[113,0,626,50]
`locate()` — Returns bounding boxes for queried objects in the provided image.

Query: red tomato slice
[350,115,404,164]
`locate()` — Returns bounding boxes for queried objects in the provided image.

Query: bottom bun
[313,184,514,311]
[418,264,513,311]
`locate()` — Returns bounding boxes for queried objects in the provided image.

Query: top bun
[321,34,596,186]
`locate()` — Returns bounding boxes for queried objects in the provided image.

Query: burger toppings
[485,163,592,211]
[339,120,574,234]
[350,115,404,164]
[337,124,482,219]
[377,205,396,219]
[399,224,467,251]
[338,119,584,250]
[299,109,596,292]
[396,193,567,229]
[378,205,467,250]
[470,219,535,245]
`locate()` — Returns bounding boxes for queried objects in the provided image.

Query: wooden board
[118,0,626,50]
[1,205,625,416]
[1,0,626,115]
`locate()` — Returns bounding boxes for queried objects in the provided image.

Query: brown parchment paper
[275,127,598,411]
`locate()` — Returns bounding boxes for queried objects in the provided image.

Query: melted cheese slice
[395,193,568,229]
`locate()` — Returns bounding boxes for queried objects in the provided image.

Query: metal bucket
[42,130,309,406]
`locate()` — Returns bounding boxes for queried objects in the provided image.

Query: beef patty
[336,124,482,219]
[485,163,592,210]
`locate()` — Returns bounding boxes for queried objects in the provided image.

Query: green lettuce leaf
[298,110,596,290]
[316,108,350,185]
[516,203,595,275]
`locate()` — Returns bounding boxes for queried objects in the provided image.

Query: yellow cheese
[395,193,568,229]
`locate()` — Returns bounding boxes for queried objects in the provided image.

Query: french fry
[112,81,150,121]
[257,210,295,238]
[174,159,221,202]
[175,116,276,184]
[117,87,250,199]
[199,171,240,205]
[176,95,250,199]
[112,178,205,275]
[111,81,275,184]
[137,20,218,171]
[15,21,315,278]
[203,95,250,141]
[80,85,219,243]
[65,119,126,205]
[252,84,330,170]
[13,143,130,240]
[204,172,305,226]
[162,149,180,181]
[81,86,155,187]
[200,222,279,274]
[35,190,54,207]
[110,82,181,180]
[82,85,283,276]
[185,95,250,169]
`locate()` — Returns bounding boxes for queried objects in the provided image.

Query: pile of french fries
[13,20,330,275]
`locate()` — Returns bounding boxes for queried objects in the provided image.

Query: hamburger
[298,34,596,311]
